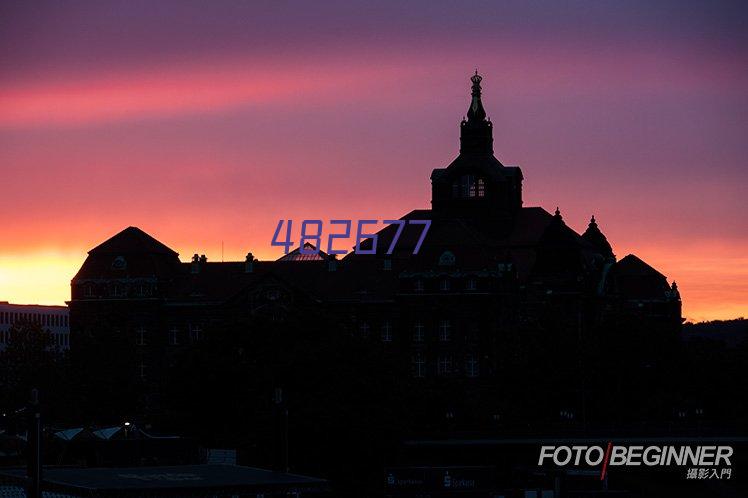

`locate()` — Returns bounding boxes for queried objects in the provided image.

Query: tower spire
[467,70,487,122]
[459,71,493,154]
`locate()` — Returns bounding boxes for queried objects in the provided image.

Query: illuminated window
[453,175,487,199]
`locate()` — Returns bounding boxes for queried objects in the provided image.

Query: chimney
[191,254,200,274]
[245,252,255,273]
[327,254,338,272]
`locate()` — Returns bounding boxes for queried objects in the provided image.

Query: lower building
[0,301,70,352]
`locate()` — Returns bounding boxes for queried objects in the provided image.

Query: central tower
[460,71,493,154]
[430,72,523,219]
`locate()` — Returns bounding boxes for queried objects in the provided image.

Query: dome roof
[582,215,614,259]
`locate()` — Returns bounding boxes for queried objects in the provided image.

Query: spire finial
[555,206,561,217]
[467,71,486,122]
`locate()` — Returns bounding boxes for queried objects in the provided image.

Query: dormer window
[453,175,486,199]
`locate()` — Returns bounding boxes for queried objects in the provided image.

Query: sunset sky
[1,0,746,322]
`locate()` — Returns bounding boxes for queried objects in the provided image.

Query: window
[169,327,179,345]
[136,284,151,297]
[112,284,124,297]
[380,321,392,342]
[413,321,424,342]
[412,353,426,378]
[438,251,456,266]
[438,320,451,341]
[383,259,392,271]
[440,279,450,291]
[189,324,202,342]
[466,278,477,291]
[414,279,424,292]
[358,322,370,337]
[138,362,147,380]
[136,326,146,346]
[84,284,94,297]
[465,354,480,377]
[453,175,487,199]
[437,355,453,376]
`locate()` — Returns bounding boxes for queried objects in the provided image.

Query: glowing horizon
[1,1,746,322]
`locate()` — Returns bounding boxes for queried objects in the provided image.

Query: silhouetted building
[0,464,327,497]
[68,73,682,424]
[0,302,70,352]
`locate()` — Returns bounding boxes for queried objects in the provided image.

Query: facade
[0,301,70,351]
[68,73,682,420]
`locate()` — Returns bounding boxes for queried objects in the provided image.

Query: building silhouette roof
[582,215,614,259]
[89,226,178,256]
[276,243,328,261]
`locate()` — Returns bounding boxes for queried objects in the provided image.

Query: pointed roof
[614,254,667,279]
[276,243,328,262]
[89,227,178,256]
[529,207,586,278]
[608,254,671,299]
[466,70,487,122]
[582,215,614,259]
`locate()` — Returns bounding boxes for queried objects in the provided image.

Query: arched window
[452,175,486,198]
